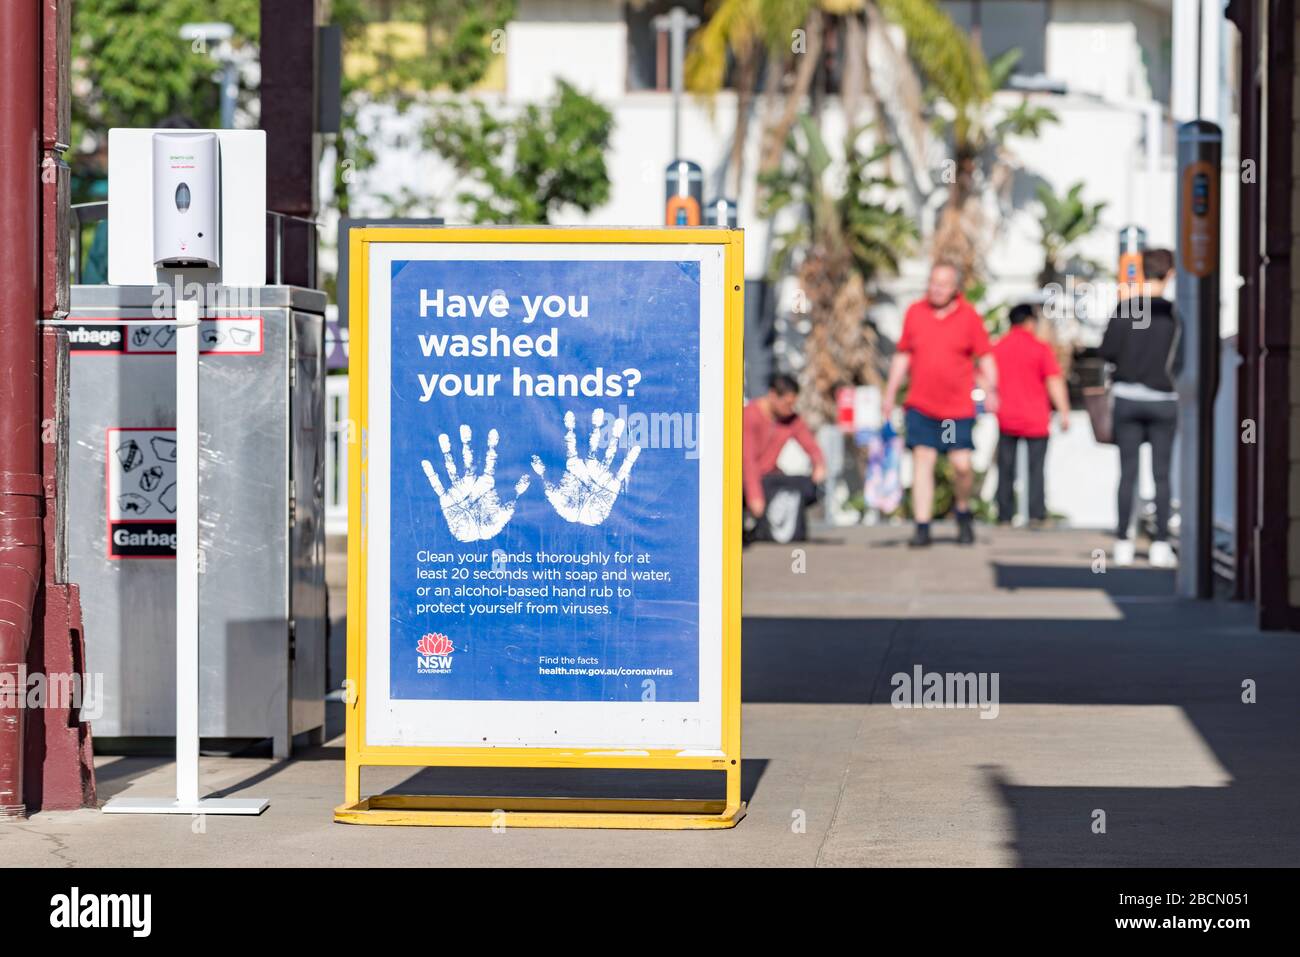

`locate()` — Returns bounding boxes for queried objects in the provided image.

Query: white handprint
[531,410,642,526]
[421,425,530,542]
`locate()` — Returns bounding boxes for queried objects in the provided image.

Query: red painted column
[0,0,45,818]
[1227,0,1260,602]
[1257,0,1296,630]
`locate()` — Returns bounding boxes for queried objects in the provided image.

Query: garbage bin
[57,284,327,757]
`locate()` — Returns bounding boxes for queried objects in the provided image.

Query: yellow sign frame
[334,227,745,828]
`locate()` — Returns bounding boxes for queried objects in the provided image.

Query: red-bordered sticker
[68,316,264,356]
[106,427,177,560]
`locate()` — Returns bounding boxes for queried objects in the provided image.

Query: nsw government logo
[416,632,454,674]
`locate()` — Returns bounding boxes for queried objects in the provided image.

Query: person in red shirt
[743,374,826,542]
[882,262,998,547]
[991,303,1071,525]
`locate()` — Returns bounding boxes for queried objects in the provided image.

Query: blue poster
[387,258,702,702]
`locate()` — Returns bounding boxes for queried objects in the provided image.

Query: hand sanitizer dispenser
[152,132,221,268]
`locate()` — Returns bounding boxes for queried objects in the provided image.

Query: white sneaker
[1148,540,1177,568]
[1113,539,1135,567]
[765,489,802,544]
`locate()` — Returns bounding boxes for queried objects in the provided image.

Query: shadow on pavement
[87,755,172,801]
[992,562,1176,596]
[987,766,1300,866]
[379,759,767,806]
[231,704,769,806]
[742,563,1300,866]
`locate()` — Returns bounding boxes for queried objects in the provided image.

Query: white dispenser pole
[102,300,268,816]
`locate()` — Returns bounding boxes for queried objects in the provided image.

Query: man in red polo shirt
[991,302,1071,525]
[882,262,997,547]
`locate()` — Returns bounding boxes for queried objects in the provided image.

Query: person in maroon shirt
[991,303,1071,525]
[883,262,999,547]
[743,374,826,542]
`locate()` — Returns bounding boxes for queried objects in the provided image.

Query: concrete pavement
[5,523,1297,866]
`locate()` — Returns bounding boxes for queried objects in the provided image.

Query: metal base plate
[334,794,745,829]
[102,797,269,815]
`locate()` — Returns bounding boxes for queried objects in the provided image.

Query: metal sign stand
[334,227,744,829]
[93,299,268,816]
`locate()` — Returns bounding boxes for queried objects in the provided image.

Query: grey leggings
[1114,397,1177,541]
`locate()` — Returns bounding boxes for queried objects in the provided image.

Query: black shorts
[905,408,975,452]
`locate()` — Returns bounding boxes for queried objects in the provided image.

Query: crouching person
[743,374,826,543]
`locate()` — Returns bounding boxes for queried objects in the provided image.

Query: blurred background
[65,1,1237,537]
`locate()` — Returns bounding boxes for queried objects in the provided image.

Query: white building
[341,1,1229,312]
[331,0,1237,529]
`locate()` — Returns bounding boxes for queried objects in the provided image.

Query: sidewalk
[5,524,1298,866]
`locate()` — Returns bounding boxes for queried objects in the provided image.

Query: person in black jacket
[1098,248,1181,569]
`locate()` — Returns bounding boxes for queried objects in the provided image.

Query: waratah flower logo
[416,633,454,656]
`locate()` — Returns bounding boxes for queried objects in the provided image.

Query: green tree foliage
[762,116,915,284]
[878,0,991,147]
[683,0,763,193]
[877,0,1055,280]
[425,81,614,225]
[761,118,916,422]
[332,0,513,102]
[70,0,260,187]
[1036,181,1107,285]
[329,0,515,214]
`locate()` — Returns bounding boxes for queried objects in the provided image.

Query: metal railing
[324,374,349,537]
[70,201,107,284]
[70,202,319,285]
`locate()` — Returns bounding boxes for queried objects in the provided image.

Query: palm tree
[688,0,1056,416]
[684,0,762,196]
[691,0,1055,282]
[685,0,827,192]
[1036,181,1107,286]
[875,0,1056,280]
[761,117,916,423]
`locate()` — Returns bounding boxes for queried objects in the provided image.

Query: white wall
[322,0,1227,531]
[505,1,626,103]
[339,0,1180,289]
[1046,1,1172,103]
